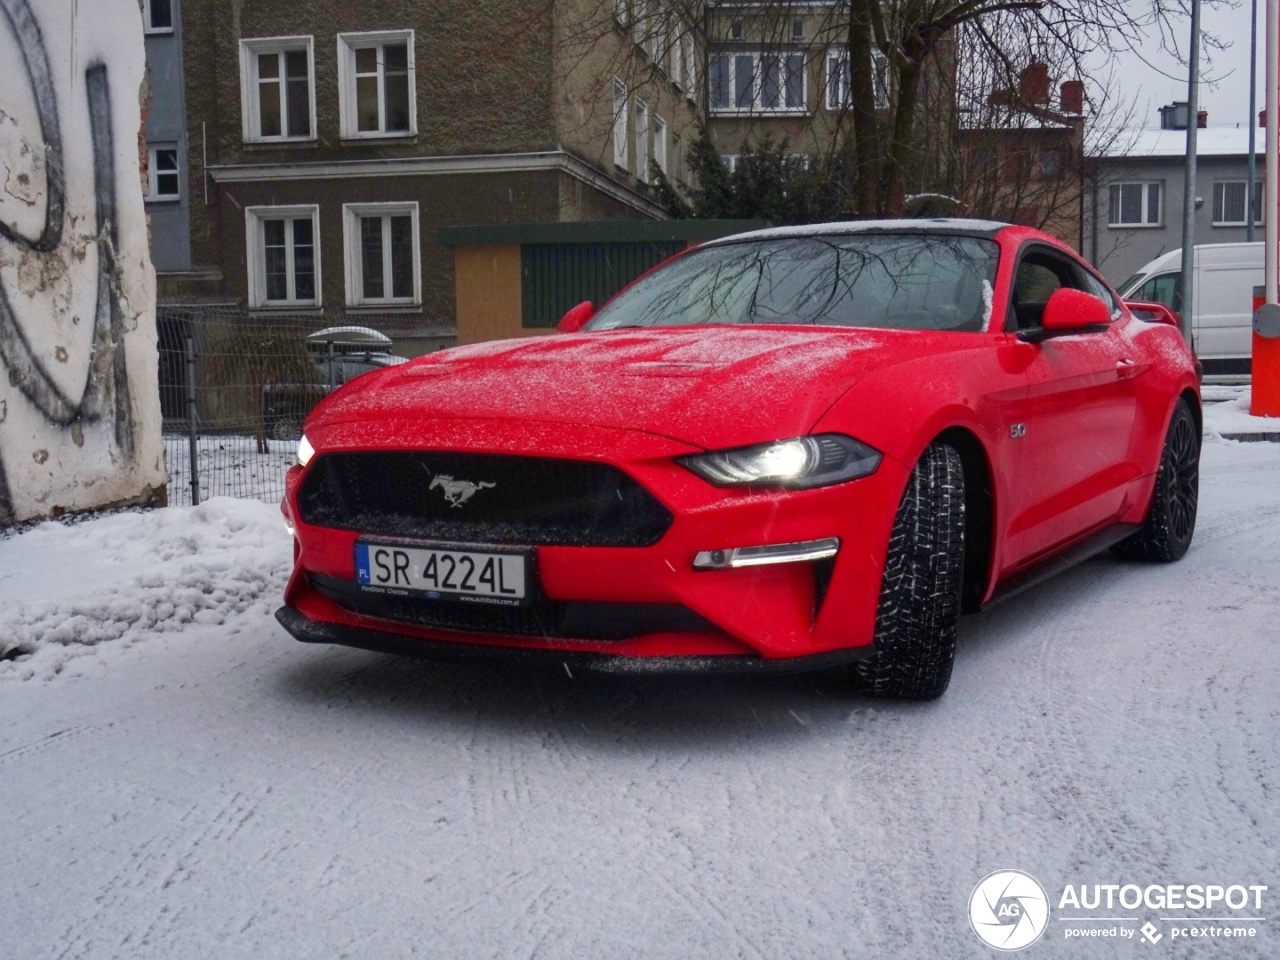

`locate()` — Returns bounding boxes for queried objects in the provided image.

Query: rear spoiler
[1123,300,1178,327]
[1123,300,1203,382]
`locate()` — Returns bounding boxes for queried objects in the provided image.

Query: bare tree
[543,0,1227,219]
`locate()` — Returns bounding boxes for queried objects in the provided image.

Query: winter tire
[851,442,966,700]
[1112,399,1199,563]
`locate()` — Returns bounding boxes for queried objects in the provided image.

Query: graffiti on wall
[0,0,162,523]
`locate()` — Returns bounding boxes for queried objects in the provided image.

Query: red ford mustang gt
[277,220,1200,699]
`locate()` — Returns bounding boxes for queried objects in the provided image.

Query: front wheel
[1112,399,1199,563]
[850,442,966,701]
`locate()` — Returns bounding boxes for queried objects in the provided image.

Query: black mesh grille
[310,575,714,640]
[298,452,672,547]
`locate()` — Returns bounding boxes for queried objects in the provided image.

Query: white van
[1116,242,1262,382]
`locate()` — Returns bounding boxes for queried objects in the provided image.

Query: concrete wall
[1086,153,1265,285]
[0,0,165,523]
[144,0,193,272]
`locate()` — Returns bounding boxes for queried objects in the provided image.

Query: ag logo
[969,870,1050,951]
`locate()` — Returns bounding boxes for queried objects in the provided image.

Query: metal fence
[159,304,419,508]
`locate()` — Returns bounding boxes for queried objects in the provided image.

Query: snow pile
[1203,388,1280,439]
[0,498,291,680]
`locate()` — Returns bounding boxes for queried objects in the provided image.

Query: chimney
[1197,109,1208,128]
[1159,101,1189,130]
[1019,62,1051,105]
[1060,80,1084,116]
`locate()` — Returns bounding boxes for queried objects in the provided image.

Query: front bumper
[276,606,874,674]
[281,417,909,663]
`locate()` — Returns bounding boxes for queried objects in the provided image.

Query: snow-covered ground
[1,438,1277,958]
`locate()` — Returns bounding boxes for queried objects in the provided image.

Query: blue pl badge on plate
[355,542,371,584]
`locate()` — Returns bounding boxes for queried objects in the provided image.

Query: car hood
[312,326,963,450]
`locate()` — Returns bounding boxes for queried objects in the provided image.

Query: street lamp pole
[1178,0,1201,347]
[1247,0,1257,243]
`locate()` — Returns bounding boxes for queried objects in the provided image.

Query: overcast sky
[1109,1,1266,129]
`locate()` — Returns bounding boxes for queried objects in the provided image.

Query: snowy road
[1,440,1277,959]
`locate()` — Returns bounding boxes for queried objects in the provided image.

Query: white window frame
[1212,180,1265,227]
[1108,181,1163,228]
[612,78,629,170]
[245,205,322,309]
[825,47,888,111]
[646,0,663,62]
[682,33,696,102]
[634,98,650,182]
[142,0,174,34]
[668,16,682,87]
[146,145,181,202]
[337,30,417,139]
[709,51,808,116]
[239,37,316,143]
[342,202,422,308]
[653,116,668,175]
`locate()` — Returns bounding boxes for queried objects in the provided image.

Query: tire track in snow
[0,724,108,764]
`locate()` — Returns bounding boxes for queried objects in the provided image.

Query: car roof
[703,218,1010,247]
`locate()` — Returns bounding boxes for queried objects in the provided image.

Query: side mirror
[556,301,595,334]
[1020,288,1112,342]
[1042,288,1111,331]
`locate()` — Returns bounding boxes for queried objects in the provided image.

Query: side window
[1012,252,1072,329]
[1010,248,1110,329]
[1079,269,1119,317]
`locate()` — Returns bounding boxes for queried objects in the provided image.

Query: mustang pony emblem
[428,472,496,508]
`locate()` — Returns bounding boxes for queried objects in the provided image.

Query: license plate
[355,542,529,606]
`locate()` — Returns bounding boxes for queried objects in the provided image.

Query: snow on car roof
[702,218,1009,246]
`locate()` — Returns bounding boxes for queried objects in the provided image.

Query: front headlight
[296,434,316,468]
[677,434,882,489]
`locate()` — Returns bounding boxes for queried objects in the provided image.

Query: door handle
[1116,358,1136,379]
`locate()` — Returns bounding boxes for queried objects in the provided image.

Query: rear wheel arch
[933,427,996,613]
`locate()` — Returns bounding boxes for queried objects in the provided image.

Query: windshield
[586,233,1001,333]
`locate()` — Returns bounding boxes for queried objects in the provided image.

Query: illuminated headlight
[677,435,882,489]
[296,434,316,468]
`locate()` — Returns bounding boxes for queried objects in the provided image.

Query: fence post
[185,335,200,506]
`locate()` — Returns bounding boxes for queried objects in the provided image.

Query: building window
[343,203,420,306]
[338,31,416,138]
[825,49,888,110]
[1213,181,1264,226]
[792,18,804,40]
[1040,145,1069,177]
[1108,182,1162,227]
[612,79,629,169]
[239,37,315,142]
[634,99,650,182]
[681,34,696,101]
[722,154,740,174]
[147,146,180,201]
[614,0,628,26]
[729,19,744,40]
[654,116,668,176]
[246,206,320,308]
[710,52,806,114]
[143,0,173,33]
[668,17,683,87]
[646,0,663,61]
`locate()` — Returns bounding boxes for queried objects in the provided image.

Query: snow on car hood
[311,326,959,450]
